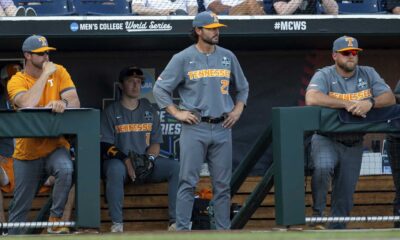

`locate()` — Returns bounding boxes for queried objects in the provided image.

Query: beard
[31,60,44,70]
[337,60,357,73]
[202,35,219,45]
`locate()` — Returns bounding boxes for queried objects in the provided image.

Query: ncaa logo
[140,70,153,94]
[70,22,79,32]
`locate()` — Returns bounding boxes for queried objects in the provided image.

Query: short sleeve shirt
[7,64,75,160]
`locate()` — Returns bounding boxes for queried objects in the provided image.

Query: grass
[4,229,400,240]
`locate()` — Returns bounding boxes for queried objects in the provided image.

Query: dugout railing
[0,109,100,229]
[272,106,400,227]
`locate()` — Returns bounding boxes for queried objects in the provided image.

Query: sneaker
[14,6,25,16]
[168,223,176,231]
[313,224,326,230]
[25,7,37,16]
[110,222,123,233]
[47,216,69,234]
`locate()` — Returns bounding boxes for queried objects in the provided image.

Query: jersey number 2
[220,80,229,94]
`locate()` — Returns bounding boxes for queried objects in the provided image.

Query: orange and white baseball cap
[22,35,56,53]
[192,11,226,29]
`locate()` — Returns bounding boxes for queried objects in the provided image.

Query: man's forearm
[165,104,180,118]
[374,91,396,108]
[61,89,80,108]
[13,73,49,108]
[305,90,349,109]
[147,144,160,157]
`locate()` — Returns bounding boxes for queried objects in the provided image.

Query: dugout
[1,15,400,174]
[0,15,400,231]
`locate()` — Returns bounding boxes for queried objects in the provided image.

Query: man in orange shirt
[7,35,80,234]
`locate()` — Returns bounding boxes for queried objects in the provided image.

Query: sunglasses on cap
[29,51,49,56]
[337,50,359,57]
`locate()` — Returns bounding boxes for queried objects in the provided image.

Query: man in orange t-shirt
[6,35,80,235]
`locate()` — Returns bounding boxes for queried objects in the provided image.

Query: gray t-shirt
[307,65,391,141]
[307,65,390,98]
[101,98,163,156]
[153,45,249,118]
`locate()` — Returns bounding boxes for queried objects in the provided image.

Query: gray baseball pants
[311,134,363,229]
[103,156,179,224]
[176,122,232,230]
[8,147,73,234]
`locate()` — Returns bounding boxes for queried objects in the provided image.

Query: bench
[0,175,396,231]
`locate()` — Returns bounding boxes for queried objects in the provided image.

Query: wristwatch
[368,98,375,108]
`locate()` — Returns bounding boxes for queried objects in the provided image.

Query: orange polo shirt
[7,64,75,160]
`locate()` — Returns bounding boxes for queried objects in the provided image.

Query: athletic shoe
[14,6,25,16]
[168,223,176,231]
[47,216,69,234]
[110,222,123,233]
[313,224,326,230]
[25,7,37,16]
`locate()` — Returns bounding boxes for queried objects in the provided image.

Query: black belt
[201,116,225,124]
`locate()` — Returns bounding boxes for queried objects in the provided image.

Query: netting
[1,0,395,16]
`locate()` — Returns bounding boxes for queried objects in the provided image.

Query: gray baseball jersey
[307,65,390,99]
[101,98,163,155]
[153,45,249,118]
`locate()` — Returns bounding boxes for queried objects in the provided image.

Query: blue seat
[337,0,386,13]
[72,0,132,15]
[13,0,73,16]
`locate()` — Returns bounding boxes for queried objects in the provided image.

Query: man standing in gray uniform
[101,66,179,232]
[306,35,395,229]
[153,11,249,230]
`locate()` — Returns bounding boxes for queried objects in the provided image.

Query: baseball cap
[192,11,226,29]
[118,66,144,82]
[332,35,363,52]
[1,63,21,81]
[22,35,56,53]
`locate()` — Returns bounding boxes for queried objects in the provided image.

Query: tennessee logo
[115,123,153,133]
[345,37,354,47]
[210,12,219,23]
[329,89,372,101]
[37,36,48,47]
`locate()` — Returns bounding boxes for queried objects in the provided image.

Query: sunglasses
[338,50,358,57]
[29,51,49,56]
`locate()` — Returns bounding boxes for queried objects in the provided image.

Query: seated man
[205,0,265,15]
[132,0,198,15]
[101,66,179,232]
[0,0,36,16]
[273,0,338,14]
[386,0,400,14]
[7,35,80,235]
[306,35,395,229]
